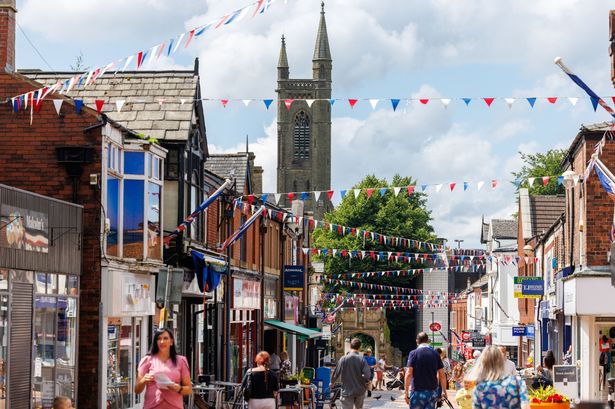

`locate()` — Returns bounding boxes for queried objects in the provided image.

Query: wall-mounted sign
[429,322,442,332]
[512,326,527,336]
[514,277,544,299]
[1,204,48,253]
[284,265,305,291]
[233,278,261,309]
[526,324,535,340]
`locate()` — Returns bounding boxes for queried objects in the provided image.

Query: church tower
[276,2,332,216]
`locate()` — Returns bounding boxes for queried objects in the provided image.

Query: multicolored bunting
[303,246,486,265]
[8,0,284,109]
[322,279,462,297]
[329,265,481,280]
[12,95,615,116]
[320,295,452,310]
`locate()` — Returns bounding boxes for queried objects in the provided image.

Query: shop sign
[284,265,305,291]
[514,277,544,299]
[0,204,48,253]
[429,322,442,332]
[526,324,535,340]
[461,331,471,342]
[553,365,578,400]
[512,326,527,336]
[321,324,331,340]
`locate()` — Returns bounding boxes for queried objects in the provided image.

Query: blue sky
[14,0,615,247]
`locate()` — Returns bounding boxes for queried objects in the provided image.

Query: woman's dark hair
[148,327,178,365]
[543,350,555,369]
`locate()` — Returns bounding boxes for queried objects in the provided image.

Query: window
[105,145,164,261]
[166,148,179,179]
[240,215,247,262]
[107,317,144,408]
[293,111,310,159]
[190,172,200,240]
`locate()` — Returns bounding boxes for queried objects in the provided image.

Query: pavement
[362,389,459,409]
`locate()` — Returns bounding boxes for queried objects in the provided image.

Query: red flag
[491,179,497,189]
[221,99,229,108]
[284,99,293,110]
[407,185,415,195]
[542,176,550,186]
[247,194,254,204]
[483,98,495,107]
[184,29,196,48]
[449,182,456,191]
[137,51,144,68]
[547,97,557,104]
[287,192,295,203]
[95,100,104,113]
[348,99,358,108]
[327,190,334,201]
[366,188,374,198]
[419,99,429,105]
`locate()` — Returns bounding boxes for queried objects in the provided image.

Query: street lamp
[562,169,576,190]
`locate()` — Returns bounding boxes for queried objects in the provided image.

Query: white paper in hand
[155,373,173,389]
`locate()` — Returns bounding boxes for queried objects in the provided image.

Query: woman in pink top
[135,328,193,408]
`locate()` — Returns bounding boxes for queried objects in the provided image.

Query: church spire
[313,2,331,62]
[278,34,289,79]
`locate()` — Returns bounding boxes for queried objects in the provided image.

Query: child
[52,396,74,409]
[455,378,475,409]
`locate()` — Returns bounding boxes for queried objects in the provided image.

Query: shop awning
[264,320,322,339]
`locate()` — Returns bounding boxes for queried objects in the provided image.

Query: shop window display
[107,317,144,409]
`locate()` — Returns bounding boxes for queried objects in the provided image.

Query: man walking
[498,346,517,376]
[331,338,372,409]
[363,348,377,397]
[404,332,447,409]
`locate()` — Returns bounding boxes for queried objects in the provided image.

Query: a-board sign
[553,365,578,401]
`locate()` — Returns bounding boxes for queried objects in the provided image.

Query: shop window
[107,176,120,257]
[147,182,161,260]
[123,180,145,259]
[107,317,143,409]
[31,274,78,409]
[124,152,145,175]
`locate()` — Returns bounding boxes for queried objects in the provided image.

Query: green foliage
[353,333,376,351]
[314,174,437,354]
[511,149,567,195]
[70,51,90,72]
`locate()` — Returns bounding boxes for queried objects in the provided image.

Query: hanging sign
[284,265,305,291]
[512,326,527,336]
[514,277,544,298]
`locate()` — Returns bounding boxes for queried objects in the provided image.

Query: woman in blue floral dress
[469,346,530,409]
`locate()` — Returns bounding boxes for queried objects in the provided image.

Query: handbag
[243,370,253,401]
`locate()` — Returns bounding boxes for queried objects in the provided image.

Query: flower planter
[529,402,570,409]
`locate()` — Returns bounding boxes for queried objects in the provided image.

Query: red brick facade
[0,1,15,72]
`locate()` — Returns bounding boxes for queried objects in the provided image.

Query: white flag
[393,187,401,196]
[528,177,535,186]
[435,184,443,193]
[354,189,360,198]
[314,191,321,202]
[53,99,63,115]
[173,33,186,54]
[505,98,515,109]
[116,100,125,112]
[568,97,579,106]
[441,98,451,109]
[306,99,315,107]
[122,55,134,71]
[242,99,251,107]
[477,181,485,191]
[369,99,379,110]
[274,193,281,204]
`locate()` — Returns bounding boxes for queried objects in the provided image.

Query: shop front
[263,276,280,353]
[230,276,261,382]
[102,268,155,409]
[0,184,82,409]
[563,271,615,402]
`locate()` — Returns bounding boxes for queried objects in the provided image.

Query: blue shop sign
[526,325,535,340]
[512,326,527,336]
[284,265,305,290]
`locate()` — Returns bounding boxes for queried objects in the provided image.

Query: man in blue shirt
[362,348,376,397]
[404,332,447,409]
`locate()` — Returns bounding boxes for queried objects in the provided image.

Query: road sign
[512,326,527,336]
[429,322,442,332]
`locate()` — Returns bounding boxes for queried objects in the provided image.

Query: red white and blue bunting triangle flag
[8,0,284,106]
[329,265,480,280]
[323,279,462,297]
[302,246,485,265]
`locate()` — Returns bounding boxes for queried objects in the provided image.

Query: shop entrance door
[9,281,33,409]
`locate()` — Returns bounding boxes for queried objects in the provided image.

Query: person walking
[135,327,193,409]
[498,346,517,376]
[245,351,280,409]
[330,338,372,409]
[469,345,530,409]
[404,332,447,409]
[374,354,387,391]
[269,351,281,374]
[363,348,377,397]
[279,350,292,381]
[436,348,452,386]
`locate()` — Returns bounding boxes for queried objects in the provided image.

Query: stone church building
[276,3,332,216]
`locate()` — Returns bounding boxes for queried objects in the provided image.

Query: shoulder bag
[243,369,253,401]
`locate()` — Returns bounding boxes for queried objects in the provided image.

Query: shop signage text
[514,276,544,299]
[284,265,305,291]
[1,204,49,253]
[512,326,527,336]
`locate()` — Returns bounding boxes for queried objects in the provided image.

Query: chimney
[0,0,16,73]
[611,10,615,87]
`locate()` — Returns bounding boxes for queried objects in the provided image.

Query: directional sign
[429,322,442,332]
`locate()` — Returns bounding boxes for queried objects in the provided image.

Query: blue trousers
[409,389,439,409]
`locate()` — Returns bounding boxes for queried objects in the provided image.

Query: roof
[20,69,199,141]
[204,153,250,195]
[480,221,489,244]
[490,219,517,239]
[313,5,331,61]
[528,195,565,237]
[563,121,612,168]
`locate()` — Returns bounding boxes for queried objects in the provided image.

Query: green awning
[264,320,322,339]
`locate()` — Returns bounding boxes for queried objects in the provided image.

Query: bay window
[105,142,164,260]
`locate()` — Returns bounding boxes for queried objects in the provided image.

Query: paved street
[362,389,459,409]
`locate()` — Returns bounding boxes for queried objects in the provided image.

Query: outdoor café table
[279,387,303,409]
[190,384,225,409]
[299,384,318,409]
[211,381,243,403]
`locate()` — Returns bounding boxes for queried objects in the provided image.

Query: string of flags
[13,95,615,116]
[8,0,284,111]
[329,266,482,280]
[322,279,462,298]
[320,295,452,310]
[233,199,443,251]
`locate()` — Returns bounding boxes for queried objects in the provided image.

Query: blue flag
[391,99,400,111]
[527,98,536,108]
[462,98,472,106]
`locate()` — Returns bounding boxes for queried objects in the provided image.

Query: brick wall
[0,73,103,407]
[0,1,15,71]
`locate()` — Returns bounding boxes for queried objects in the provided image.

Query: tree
[313,174,438,354]
[70,51,89,72]
[511,149,567,195]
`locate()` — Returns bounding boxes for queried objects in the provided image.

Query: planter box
[529,402,570,409]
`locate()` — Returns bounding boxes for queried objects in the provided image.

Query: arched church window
[293,111,311,160]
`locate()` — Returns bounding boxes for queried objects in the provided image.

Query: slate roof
[490,219,517,239]
[204,153,250,195]
[20,70,198,141]
[529,195,565,237]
